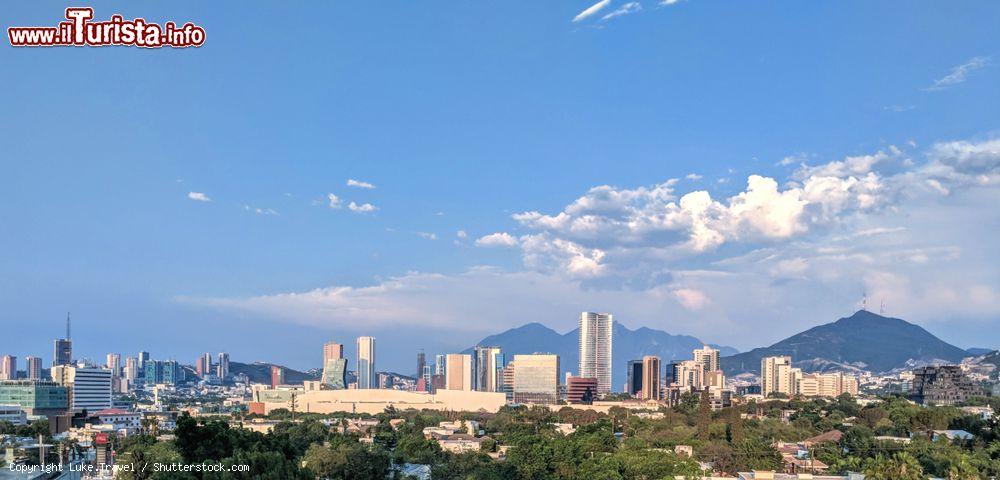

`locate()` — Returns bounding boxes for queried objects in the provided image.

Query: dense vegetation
[106,393,1000,479]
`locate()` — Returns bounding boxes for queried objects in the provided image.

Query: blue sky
[1,1,998,374]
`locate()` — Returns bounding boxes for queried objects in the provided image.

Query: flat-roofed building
[0,380,68,417]
[513,354,559,404]
[641,356,661,401]
[253,388,506,415]
[567,376,598,404]
[445,354,473,391]
[51,366,112,413]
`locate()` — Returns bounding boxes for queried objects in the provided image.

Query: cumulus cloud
[601,2,642,21]
[456,230,468,239]
[926,56,990,91]
[348,202,378,213]
[416,232,438,240]
[327,194,342,209]
[572,0,611,22]
[346,179,376,189]
[187,192,211,202]
[185,137,1000,350]
[475,232,519,248]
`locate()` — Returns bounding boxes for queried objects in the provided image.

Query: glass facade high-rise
[53,339,72,367]
[512,354,560,404]
[626,360,643,396]
[0,380,69,416]
[579,312,613,396]
[356,336,376,389]
[217,352,230,378]
[473,346,504,392]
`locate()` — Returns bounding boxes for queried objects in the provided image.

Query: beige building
[445,354,473,391]
[704,369,726,388]
[673,360,705,389]
[761,356,800,397]
[797,372,859,397]
[253,388,506,415]
[513,354,560,404]
[693,346,720,372]
[640,355,660,401]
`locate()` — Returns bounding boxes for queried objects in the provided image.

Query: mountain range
[465,322,738,391]
[720,310,970,375]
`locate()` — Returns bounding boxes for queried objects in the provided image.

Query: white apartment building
[579,312,613,396]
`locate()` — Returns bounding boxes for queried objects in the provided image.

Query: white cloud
[601,2,642,21]
[346,179,376,189]
[672,288,709,310]
[185,136,1000,350]
[685,173,703,180]
[348,202,378,213]
[187,192,211,202]
[660,0,682,5]
[572,0,611,22]
[926,56,990,91]
[327,193,343,209]
[243,205,278,216]
[417,232,438,240]
[475,232,519,248]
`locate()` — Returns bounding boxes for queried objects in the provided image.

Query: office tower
[0,356,15,380]
[53,340,72,367]
[473,346,503,392]
[105,353,121,378]
[197,353,213,377]
[579,312,613,396]
[0,380,69,416]
[123,357,139,381]
[217,352,230,378]
[25,356,42,381]
[566,376,598,404]
[435,354,446,376]
[641,355,661,401]
[137,351,150,379]
[760,356,800,397]
[416,351,426,378]
[323,342,344,364]
[626,360,643,396]
[356,337,376,389]
[693,346,720,372]
[445,354,473,391]
[513,354,560,404]
[672,360,705,389]
[321,341,347,390]
[704,370,726,388]
[271,366,285,388]
[421,365,433,392]
[144,360,184,386]
[51,365,112,413]
[501,362,516,401]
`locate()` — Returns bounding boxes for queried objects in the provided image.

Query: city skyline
[2,2,999,374]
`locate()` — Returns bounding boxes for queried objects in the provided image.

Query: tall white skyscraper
[356,336,376,389]
[51,365,113,412]
[579,312,613,395]
[124,357,139,381]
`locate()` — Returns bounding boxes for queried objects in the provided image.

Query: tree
[697,390,711,441]
[864,453,924,480]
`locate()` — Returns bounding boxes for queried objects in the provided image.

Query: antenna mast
[880,297,886,315]
[66,312,71,340]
